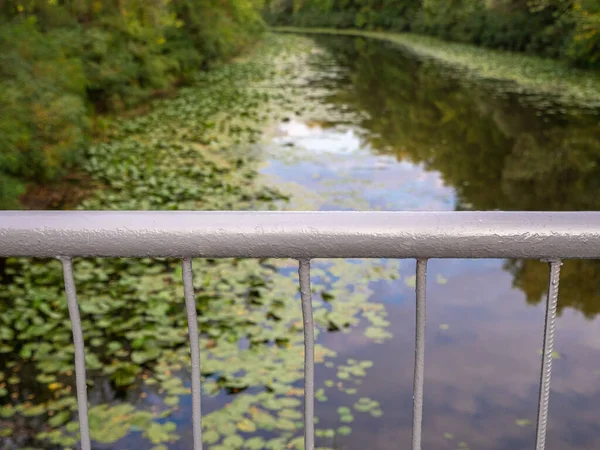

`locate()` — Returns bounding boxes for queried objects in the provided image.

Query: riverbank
[274,27,600,109]
[0,1,266,210]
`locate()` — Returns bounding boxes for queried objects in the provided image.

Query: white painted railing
[2,211,600,450]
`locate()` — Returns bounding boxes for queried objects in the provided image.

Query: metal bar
[2,211,600,259]
[535,260,562,450]
[411,259,427,450]
[182,258,203,450]
[298,259,315,450]
[60,257,91,450]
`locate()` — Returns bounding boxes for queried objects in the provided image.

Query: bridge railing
[2,211,600,450]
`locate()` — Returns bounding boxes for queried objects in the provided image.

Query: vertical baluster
[535,259,562,450]
[60,257,91,450]
[182,258,203,450]
[412,259,428,450]
[298,259,315,450]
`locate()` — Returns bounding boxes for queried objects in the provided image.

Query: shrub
[0,0,267,208]
[0,22,87,191]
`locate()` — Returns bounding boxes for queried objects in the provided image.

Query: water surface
[3,34,600,450]
[260,35,600,449]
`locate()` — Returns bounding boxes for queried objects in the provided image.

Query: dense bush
[0,0,266,208]
[0,21,88,208]
[266,0,600,68]
[565,0,600,67]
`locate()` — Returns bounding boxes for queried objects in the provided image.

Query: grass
[273,27,600,109]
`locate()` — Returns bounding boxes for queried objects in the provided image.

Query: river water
[258,35,600,450]
[3,33,600,450]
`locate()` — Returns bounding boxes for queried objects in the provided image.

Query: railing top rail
[1,211,600,259]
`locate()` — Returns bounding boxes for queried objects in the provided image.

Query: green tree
[0,0,267,208]
[0,20,87,207]
[266,0,600,67]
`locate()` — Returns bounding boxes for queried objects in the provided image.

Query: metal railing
[2,211,600,450]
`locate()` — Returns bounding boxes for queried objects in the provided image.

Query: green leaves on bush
[0,0,266,207]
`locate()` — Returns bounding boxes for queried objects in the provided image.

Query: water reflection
[319,267,600,449]
[306,35,600,320]
[262,34,600,449]
[4,32,599,449]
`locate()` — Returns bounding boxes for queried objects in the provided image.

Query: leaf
[287,437,304,449]
[145,422,177,444]
[66,422,80,433]
[370,409,383,418]
[276,417,296,431]
[85,353,103,370]
[340,413,354,423]
[237,418,257,432]
[204,429,220,444]
[48,411,71,427]
[0,405,15,418]
[36,373,56,383]
[404,275,416,288]
[244,437,266,449]
[364,326,392,341]
[515,419,532,427]
[164,396,179,406]
[436,274,448,285]
[337,425,352,436]
[108,341,122,352]
[337,406,351,415]
[279,409,302,420]
[21,404,46,417]
[131,348,160,364]
[279,398,301,408]
[223,434,244,448]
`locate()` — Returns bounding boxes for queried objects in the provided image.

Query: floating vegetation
[0,34,398,449]
[275,27,600,110]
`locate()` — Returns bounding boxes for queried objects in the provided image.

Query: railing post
[411,259,428,450]
[535,259,562,450]
[60,257,91,450]
[182,258,203,450]
[298,259,315,450]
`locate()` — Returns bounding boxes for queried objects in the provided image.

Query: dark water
[260,36,600,449]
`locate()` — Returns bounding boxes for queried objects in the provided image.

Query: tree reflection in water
[312,35,600,318]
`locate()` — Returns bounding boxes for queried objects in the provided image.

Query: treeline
[265,0,600,68]
[0,0,265,208]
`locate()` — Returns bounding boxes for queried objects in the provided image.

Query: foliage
[0,21,87,208]
[565,1,600,67]
[0,35,398,449]
[264,0,600,69]
[0,0,266,208]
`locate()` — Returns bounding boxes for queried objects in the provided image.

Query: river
[257,35,600,450]
[2,33,600,450]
